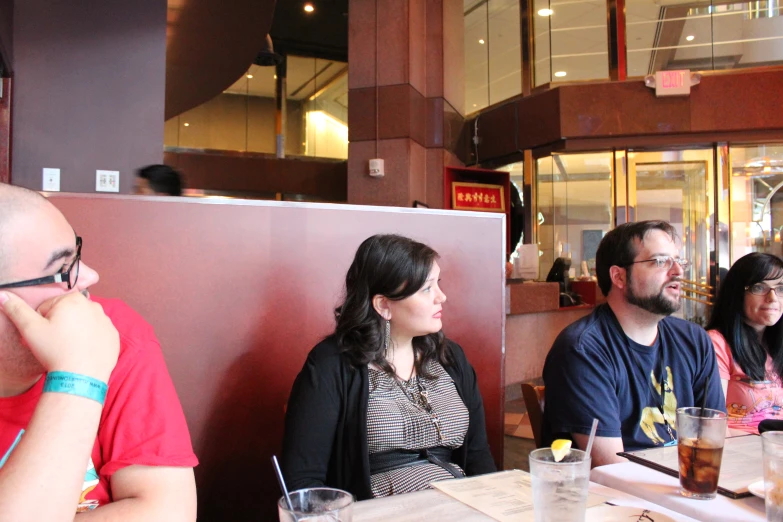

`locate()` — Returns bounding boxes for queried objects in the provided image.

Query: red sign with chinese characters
[451,182,505,212]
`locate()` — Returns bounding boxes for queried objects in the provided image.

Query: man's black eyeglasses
[0,237,82,290]
[622,256,690,271]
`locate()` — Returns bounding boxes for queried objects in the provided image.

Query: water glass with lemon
[529,439,591,522]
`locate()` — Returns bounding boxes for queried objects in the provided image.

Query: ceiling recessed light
[685,35,695,41]
[246,74,253,79]
[537,8,553,16]
[274,74,277,79]
[183,122,190,127]
[473,104,477,107]
[304,3,314,13]
[478,39,485,44]
[554,71,567,77]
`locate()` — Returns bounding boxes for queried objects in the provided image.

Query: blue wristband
[43,371,108,406]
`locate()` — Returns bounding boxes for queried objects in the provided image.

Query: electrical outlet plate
[96,170,120,192]
[42,168,60,191]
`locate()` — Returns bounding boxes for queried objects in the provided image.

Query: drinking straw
[584,418,599,461]
[689,376,710,479]
[699,373,709,415]
[272,455,298,520]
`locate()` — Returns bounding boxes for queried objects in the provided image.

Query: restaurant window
[626,149,714,325]
[464,0,522,113]
[535,152,614,280]
[532,0,609,87]
[164,56,348,160]
[287,56,348,159]
[626,1,783,78]
[728,143,783,262]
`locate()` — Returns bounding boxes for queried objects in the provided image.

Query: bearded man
[542,220,725,467]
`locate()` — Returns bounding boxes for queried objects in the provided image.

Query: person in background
[0,183,197,520]
[543,220,725,467]
[706,252,783,434]
[282,234,496,500]
[135,164,183,196]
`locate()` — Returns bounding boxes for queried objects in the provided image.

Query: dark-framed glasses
[745,283,783,297]
[0,237,82,290]
[623,256,690,271]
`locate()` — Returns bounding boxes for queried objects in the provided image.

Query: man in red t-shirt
[0,183,198,520]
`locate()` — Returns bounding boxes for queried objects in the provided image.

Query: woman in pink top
[706,253,783,434]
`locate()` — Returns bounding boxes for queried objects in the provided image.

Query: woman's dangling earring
[383,319,391,360]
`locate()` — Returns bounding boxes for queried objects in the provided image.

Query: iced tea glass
[529,448,591,522]
[278,487,353,522]
[762,431,783,521]
[676,407,728,500]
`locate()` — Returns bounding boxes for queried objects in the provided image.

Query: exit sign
[654,70,691,97]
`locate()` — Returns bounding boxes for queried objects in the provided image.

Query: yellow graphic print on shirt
[639,366,677,445]
[76,457,100,512]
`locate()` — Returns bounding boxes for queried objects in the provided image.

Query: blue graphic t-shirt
[543,304,726,451]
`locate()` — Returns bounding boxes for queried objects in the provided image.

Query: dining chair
[521,383,545,449]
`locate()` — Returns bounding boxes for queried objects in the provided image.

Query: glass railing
[463,1,783,111]
[627,1,783,78]
[464,0,522,113]
[533,0,609,86]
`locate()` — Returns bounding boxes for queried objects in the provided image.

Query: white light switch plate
[96,170,120,192]
[42,168,60,191]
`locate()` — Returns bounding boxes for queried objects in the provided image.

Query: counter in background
[504,280,602,388]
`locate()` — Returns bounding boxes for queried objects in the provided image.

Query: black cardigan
[281,336,497,500]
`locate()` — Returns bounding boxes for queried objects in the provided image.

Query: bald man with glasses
[542,220,726,467]
[0,183,197,520]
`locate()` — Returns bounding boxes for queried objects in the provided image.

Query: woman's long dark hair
[706,253,783,381]
[334,234,452,378]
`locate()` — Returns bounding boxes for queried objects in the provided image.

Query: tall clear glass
[762,431,783,521]
[529,447,590,522]
[676,407,728,500]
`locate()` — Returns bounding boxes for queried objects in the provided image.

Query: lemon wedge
[551,439,572,462]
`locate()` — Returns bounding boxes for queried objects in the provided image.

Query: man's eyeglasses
[0,237,82,290]
[745,283,783,297]
[623,256,690,271]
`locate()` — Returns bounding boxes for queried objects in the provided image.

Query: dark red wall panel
[50,194,506,521]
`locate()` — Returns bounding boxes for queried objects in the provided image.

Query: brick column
[347,0,464,208]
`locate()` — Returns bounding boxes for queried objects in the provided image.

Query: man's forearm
[0,392,102,522]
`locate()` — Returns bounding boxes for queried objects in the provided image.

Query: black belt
[369,447,463,479]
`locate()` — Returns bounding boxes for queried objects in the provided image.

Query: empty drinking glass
[278,487,353,522]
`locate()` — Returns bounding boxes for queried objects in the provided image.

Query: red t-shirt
[0,297,198,512]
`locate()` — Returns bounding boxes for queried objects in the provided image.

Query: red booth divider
[50,194,506,521]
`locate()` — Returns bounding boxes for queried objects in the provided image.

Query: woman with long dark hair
[706,252,783,433]
[281,234,495,499]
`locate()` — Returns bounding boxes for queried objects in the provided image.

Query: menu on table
[618,434,763,498]
[431,469,607,522]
